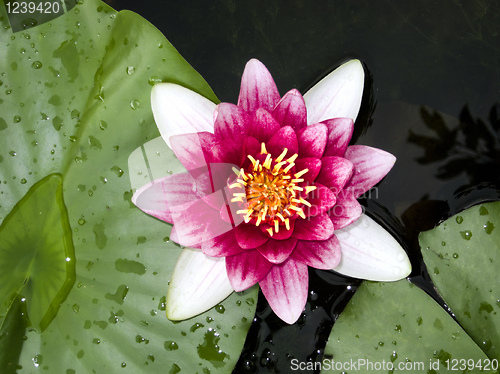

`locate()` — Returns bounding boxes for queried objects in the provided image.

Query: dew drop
[111,165,124,177]
[88,136,102,150]
[158,296,166,311]
[452,253,459,259]
[482,339,493,351]
[22,18,38,29]
[390,351,398,363]
[126,66,135,75]
[130,99,140,110]
[456,216,463,224]
[20,178,27,184]
[479,206,489,216]
[148,76,162,86]
[460,230,472,240]
[484,221,495,235]
[31,61,42,69]
[32,354,43,367]
[164,341,179,351]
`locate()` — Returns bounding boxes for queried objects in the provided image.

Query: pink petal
[166,248,233,320]
[214,103,251,142]
[220,203,245,227]
[266,126,299,157]
[238,59,281,113]
[297,123,328,158]
[248,108,281,143]
[303,59,364,124]
[171,132,244,174]
[292,214,334,241]
[323,118,354,157]
[260,220,295,240]
[132,173,199,224]
[243,135,261,157]
[226,249,273,291]
[328,192,363,230]
[235,223,270,249]
[169,225,181,245]
[257,237,298,264]
[202,230,246,257]
[195,171,224,208]
[315,156,353,194]
[303,183,336,217]
[170,227,202,249]
[292,235,341,269]
[343,145,396,198]
[259,258,308,324]
[206,139,245,166]
[271,89,307,132]
[170,132,215,173]
[151,83,216,148]
[294,158,322,182]
[170,198,234,247]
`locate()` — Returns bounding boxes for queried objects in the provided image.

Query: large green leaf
[0,0,257,372]
[420,201,500,359]
[322,280,495,374]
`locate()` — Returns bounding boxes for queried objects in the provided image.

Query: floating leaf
[421,201,500,358]
[0,174,75,333]
[0,0,256,372]
[322,280,494,373]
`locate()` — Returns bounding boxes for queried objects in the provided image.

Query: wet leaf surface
[0,0,256,372]
[421,201,500,359]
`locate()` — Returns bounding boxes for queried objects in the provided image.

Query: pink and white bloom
[132,59,411,324]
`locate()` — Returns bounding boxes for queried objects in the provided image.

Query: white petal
[166,248,234,320]
[151,83,216,148]
[333,214,411,281]
[303,59,364,124]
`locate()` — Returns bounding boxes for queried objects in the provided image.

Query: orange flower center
[230,143,316,236]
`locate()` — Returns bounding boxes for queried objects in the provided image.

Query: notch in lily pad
[0,173,76,332]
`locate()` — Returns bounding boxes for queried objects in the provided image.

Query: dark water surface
[108,1,500,372]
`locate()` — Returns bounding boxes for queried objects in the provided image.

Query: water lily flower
[132,59,411,324]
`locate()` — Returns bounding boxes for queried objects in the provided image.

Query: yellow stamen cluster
[229,143,317,236]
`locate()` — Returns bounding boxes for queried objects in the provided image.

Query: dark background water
[104,1,500,372]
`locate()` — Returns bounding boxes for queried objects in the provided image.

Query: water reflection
[409,104,500,192]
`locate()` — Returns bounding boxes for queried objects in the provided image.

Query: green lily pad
[0,0,256,372]
[420,201,500,359]
[322,280,494,374]
[0,173,75,333]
